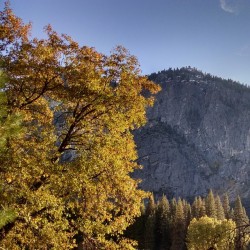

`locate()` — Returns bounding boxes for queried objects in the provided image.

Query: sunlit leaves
[0,2,160,249]
[186,216,236,250]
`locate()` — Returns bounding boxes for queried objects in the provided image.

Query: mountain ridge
[133,67,250,210]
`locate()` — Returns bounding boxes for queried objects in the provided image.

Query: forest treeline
[126,190,250,250]
[149,67,250,91]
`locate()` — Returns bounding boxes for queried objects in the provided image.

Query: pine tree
[191,197,199,218]
[198,196,206,218]
[230,208,235,221]
[155,195,171,250]
[234,196,249,249]
[124,202,147,249]
[242,207,249,224]
[234,196,246,227]
[222,193,231,219]
[215,195,225,220]
[170,198,177,218]
[183,200,192,227]
[205,190,217,218]
[144,194,156,250]
[192,196,206,219]
[171,199,186,250]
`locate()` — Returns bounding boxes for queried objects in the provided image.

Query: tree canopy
[0,2,160,249]
[126,192,250,250]
[186,216,236,250]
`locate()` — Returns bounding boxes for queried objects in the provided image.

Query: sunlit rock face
[134,67,250,207]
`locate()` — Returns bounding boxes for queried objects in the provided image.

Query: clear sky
[2,0,250,85]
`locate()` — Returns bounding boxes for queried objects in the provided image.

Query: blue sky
[2,0,250,85]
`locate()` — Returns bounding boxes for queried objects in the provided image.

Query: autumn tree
[126,193,250,249]
[186,216,236,250]
[0,71,20,232]
[0,3,160,249]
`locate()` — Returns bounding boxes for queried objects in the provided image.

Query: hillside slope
[134,67,250,206]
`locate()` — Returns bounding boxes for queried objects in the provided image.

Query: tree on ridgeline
[0,2,160,249]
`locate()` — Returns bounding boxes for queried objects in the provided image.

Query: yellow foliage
[186,216,236,250]
[0,2,160,249]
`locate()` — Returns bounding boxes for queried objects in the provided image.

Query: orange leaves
[0,1,31,50]
[0,3,160,249]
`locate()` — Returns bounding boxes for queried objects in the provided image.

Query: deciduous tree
[186,216,236,250]
[0,3,160,249]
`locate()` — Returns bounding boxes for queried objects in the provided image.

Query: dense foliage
[186,216,236,250]
[0,2,160,249]
[126,191,250,250]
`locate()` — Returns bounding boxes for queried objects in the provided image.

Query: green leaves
[0,208,17,229]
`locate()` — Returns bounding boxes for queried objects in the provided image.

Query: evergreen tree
[124,203,147,249]
[192,196,206,219]
[191,197,199,218]
[222,193,231,219]
[205,190,217,218]
[230,208,235,221]
[215,195,225,220]
[155,195,171,250]
[198,196,206,218]
[169,197,177,238]
[234,196,247,227]
[144,194,156,250]
[171,199,186,250]
[242,207,249,224]
[170,198,177,218]
[183,200,192,227]
[234,196,249,249]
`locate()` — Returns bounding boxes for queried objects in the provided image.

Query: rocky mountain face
[133,67,250,207]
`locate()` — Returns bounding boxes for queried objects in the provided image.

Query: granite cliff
[134,67,250,207]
